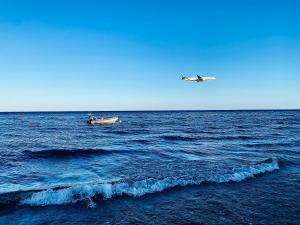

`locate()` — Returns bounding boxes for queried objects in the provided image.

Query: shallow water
[0,110,299,224]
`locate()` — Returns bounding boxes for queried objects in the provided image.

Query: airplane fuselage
[181,75,216,82]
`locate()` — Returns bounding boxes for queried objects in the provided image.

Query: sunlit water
[0,110,299,224]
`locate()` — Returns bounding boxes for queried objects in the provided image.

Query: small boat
[87,114,119,124]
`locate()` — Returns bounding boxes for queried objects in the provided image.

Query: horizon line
[0,108,299,113]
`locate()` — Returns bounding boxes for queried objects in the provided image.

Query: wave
[163,135,198,141]
[106,130,130,135]
[184,130,222,134]
[163,135,256,141]
[23,148,120,158]
[129,139,151,144]
[0,157,278,207]
[243,143,291,148]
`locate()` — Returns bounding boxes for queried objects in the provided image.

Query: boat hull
[89,117,119,124]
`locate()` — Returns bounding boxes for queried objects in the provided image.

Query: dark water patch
[75,133,106,139]
[273,126,296,130]
[162,135,198,141]
[236,129,247,132]
[205,126,223,130]
[214,135,256,140]
[104,129,150,135]
[2,133,25,138]
[129,139,151,144]
[23,148,122,159]
[184,130,223,134]
[270,132,282,136]
[179,149,208,156]
[43,127,70,131]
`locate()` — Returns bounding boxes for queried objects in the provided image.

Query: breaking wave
[8,157,279,207]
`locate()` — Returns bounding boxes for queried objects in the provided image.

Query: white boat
[87,114,119,124]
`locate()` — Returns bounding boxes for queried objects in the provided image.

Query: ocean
[0,110,299,224]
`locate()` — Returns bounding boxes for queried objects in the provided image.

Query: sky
[0,0,299,111]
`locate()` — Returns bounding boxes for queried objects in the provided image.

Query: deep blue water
[0,110,299,224]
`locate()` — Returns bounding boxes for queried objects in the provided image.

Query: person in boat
[87,114,96,124]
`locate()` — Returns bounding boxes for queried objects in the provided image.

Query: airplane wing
[196,75,203,82]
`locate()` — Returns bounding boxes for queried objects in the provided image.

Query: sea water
[0,110,299,224]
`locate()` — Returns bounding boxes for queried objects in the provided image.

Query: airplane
[181,75,216,82]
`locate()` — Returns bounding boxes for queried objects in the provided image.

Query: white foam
[21,158,279,206]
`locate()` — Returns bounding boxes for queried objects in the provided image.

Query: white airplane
[181,75,216,82]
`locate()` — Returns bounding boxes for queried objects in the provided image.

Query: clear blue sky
[0,0,299,111]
